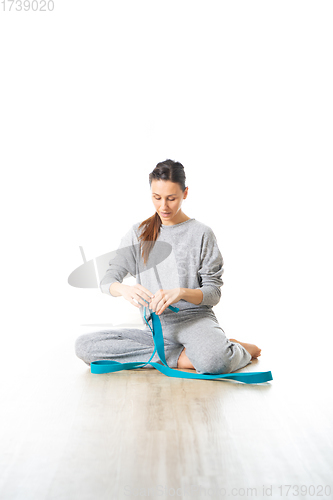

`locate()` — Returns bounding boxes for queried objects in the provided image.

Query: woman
[75,160,261,374]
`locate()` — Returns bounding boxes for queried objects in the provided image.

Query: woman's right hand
[120,284,154,309]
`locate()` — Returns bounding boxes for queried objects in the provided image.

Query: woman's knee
[200,357,233,375]
[189,344,234,375]
[75,333,92,364]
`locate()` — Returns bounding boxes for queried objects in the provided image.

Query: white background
[0,0,332,377]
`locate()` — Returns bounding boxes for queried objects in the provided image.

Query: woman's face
[151,179,188,225]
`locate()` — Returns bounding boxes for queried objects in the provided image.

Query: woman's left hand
[148,288,183,315]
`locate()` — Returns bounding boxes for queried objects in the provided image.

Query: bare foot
[229,339,262,360]
[177,348,195,370]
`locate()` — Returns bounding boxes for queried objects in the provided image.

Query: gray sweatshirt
[100,218,224,322]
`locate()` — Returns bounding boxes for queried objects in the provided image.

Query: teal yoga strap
[90,305,273,384]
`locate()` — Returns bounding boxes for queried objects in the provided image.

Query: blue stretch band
[91,305,273,384]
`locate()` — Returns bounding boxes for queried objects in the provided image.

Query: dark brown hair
[138,159,187,265]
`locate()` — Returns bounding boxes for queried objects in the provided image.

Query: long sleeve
[99,226,138,296]
[195,228,224,307]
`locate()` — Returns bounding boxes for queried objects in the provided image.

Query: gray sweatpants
[75,309,252,375]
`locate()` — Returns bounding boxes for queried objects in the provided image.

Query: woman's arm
[100,226,138,296]
[181,288,204,305]
[194,228,224,307]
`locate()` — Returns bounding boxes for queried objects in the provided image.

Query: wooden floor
[1,329,332,500]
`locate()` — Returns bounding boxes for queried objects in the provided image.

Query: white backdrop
[0,1,332,377]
